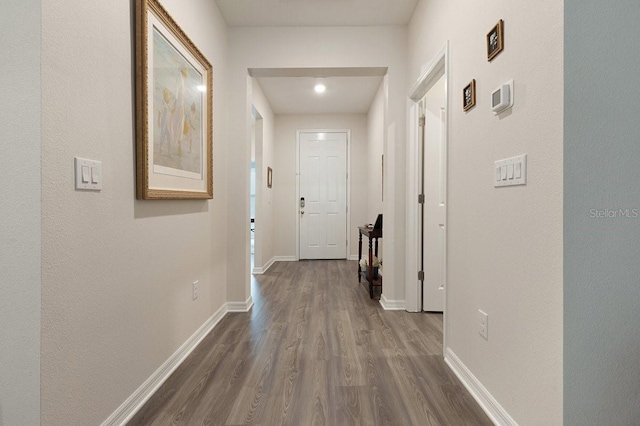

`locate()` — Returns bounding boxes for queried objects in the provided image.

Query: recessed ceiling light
[314,84,326,94]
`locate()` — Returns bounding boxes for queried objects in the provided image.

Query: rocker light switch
[91,166,100,184]
[81,166,90,183]
[494,154,527,187]
[75,157,102,191]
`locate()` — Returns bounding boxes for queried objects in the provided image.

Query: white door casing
[299,131,348,260]
[406,42,449,353]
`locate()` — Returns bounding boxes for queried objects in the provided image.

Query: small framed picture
[463,80,476,111]
[487,20,504,61]
[267,167,273,188]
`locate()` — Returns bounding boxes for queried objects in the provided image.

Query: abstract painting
[136,0,213,199]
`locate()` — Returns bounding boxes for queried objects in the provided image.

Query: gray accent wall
[565,1,640,424]
[0,1,42,425]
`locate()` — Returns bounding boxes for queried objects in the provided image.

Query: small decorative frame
[487,20,504,61]
[135,0,213,200]
[267,167,273,188]
[463,80,476,111]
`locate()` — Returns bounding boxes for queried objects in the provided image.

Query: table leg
[358,232,363,282]
[367,236,373,299]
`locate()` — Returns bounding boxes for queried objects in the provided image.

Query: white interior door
[421,81,446,312]
[299,132,347,260]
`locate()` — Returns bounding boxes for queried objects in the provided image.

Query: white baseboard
[254,257,297,274]
[379,294,406,310]
[274,256,297,262]
[348,254,359,261]
[445,348,517,426]
[227,297,254,312]
[252,257,275,275]
[101,303,229,426]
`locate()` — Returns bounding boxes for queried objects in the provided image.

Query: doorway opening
[250,106,263,274]
[407,42,449,351]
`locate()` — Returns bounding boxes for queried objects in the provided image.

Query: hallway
[130,260,491,425]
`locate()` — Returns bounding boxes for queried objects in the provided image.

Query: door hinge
[419,116,426,127]
[418,194,425,204]
[418,271,425,281]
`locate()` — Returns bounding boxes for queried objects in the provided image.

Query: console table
[358,225,382,299]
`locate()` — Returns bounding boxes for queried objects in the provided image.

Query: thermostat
[491,79,514,115]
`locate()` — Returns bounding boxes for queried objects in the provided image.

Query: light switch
[75,157,102,191]
[494,154,527,187]
[91,166,100,184]
[81,166,90,183]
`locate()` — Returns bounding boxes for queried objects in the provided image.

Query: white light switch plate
[75,157,102,191]
[494,154,527,187]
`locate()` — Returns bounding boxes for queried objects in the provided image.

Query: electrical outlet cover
[478,310,488,340]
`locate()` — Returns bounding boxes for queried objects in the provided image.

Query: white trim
[406,41,450,355]
[445,348,517,426]
[227,297,254,312]
[101,304,229,426]
[253,256,298,275]
[409,43,448,102]
[296,129,351,261]
[348,254,359,261]
[379,294,406,311]
[252,256,276,275]
[274,256,297,262]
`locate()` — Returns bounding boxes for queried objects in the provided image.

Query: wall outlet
[478,310,488,340]
[192,280,199,301]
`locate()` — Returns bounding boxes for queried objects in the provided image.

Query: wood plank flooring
[129,260,492,426]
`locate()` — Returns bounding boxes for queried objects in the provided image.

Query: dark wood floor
[129,260,491,425]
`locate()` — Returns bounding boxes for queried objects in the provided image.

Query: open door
[420,81,446,312]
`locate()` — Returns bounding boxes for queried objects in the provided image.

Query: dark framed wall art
[487,19,504,61]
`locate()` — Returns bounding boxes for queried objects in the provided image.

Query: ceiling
[215,0,419,27]
[256,75,384,114]
[216,0,406,115]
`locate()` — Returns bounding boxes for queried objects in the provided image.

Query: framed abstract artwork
[135,0,213,199]
[463,79,476,111]
[487,20,504,62]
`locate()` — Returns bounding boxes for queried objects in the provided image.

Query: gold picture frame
[463,79,476,111]
[135,0,213,199]
[487,20,504,62]
[267,167,273,188]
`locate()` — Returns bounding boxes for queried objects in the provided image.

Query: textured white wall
[565,2,640,424]
[0,1,41,425]
[408,0,563,424]
[227,25,407,303]
[252,80,276,267]
[40,0,229,424]
[273,114,369,259]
